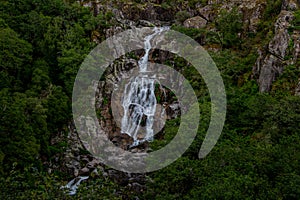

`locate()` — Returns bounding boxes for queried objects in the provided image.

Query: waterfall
[121,27,169,147]
[61,176,89,195]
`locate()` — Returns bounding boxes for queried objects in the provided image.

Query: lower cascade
[121,26,169,147]
[61,176,89,195]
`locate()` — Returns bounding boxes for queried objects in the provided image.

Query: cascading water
[61,27,169,196]
[61,176,89,195]
[121,27,169,147]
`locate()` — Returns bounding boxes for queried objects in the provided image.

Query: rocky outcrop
[117,2,175,23]
[198,5,216,22]
[282,0,299,11]
[182,0,299,94]
[291,29,300,64]
[183,16,207,29]
[61,121,147,194]
[252,6,297,92]
[202,0,267,33]
[242,1,267,33]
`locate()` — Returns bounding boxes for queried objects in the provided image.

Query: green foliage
[1,0,300,199]
[0,90,44,171]
[290,10,300,31]
[75,177,122,199]
[145,92,300,199]
[0,0,109,176]
[0,165,69,199]
[171,25,207,46]
[46,86,70,133]
[255,1,285,45]
[263,0,283,20]
[215,8,243,48]
[272,63,300,93]
[172,25,205,39]
[0,25,32,90]
[175,11,191,24]
[150,118,180,151]
[210,50,257,88]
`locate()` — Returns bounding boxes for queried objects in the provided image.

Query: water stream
[61,176,89,195]
[121,27,169,147]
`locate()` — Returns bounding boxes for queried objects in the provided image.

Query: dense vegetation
[1,0,300,199]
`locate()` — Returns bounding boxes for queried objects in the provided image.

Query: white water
[61,176,89,195]
[121,27,169,147]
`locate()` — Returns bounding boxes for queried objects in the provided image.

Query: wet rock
[74,168,79,177]
[106,26,124,38]
[165,101,181,119]
[79,167,90,176]
[137,20,155,27]
[183,16,207,29]
[129,182,146,193]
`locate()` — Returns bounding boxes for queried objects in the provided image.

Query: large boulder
[183,16,207,29]
[282,0,299,11]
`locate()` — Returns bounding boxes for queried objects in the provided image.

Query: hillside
[0,0,300,199]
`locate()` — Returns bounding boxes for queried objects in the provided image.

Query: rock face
[252,0,300,92]
[198,5,216,22]
[60,21,182,194]
[292,29,300,64]
[244,1,267,33]
[183,16,207,29]
[282,0,299,11]
[202,0,267,32]
[120,2,174,23]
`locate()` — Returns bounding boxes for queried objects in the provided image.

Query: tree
[0,24,32,90]
[0,90,41,172]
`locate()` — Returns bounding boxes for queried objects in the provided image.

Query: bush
[215,7,243,48]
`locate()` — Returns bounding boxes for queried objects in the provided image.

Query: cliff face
[253,0,299,92]
[83,0,300,93]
